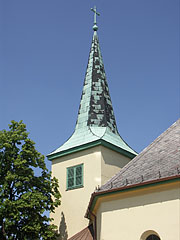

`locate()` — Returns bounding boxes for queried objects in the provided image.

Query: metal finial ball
[93,24,98,31]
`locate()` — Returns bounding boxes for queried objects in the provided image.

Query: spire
[48,8,137,159]
[75,6,118,133]
[75,28,118,134]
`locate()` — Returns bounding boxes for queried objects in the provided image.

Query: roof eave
[85,174,180,219]
[47,139,137,160]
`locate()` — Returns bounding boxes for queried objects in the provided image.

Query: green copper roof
[48,11,137,159]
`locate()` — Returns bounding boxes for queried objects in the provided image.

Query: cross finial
[91,6,100,31]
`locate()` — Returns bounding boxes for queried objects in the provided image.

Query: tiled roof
[48,30,137,158]
[68,224,94,240]
[98,119,180,192]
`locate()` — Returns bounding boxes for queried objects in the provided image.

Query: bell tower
[48,7,137,239]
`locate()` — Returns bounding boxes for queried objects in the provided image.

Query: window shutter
[75,165,82,186]
[67,164,83,190]
[67,168,74,188]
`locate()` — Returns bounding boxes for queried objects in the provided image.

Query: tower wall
[101,146,131,185]
[51,146,102,238]
[50,145,132,238]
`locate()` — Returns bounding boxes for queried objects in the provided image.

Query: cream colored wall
[96,184,180,240]
[51,146,102,239]
[51,145,132,238]
[100,146,131,184]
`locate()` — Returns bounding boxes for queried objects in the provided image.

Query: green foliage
[0,120,61,240]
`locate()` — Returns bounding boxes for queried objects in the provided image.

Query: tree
[0,120,61,240]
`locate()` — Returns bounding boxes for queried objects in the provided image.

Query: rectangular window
[67,164,83,190]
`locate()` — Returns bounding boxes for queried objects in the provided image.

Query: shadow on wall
[58,212,68,240]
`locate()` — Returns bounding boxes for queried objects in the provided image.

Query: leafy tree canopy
[0,120,61,240]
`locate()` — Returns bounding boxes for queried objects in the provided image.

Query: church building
[48,7,180,240]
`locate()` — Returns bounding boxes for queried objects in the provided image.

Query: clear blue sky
[1,0,179,171]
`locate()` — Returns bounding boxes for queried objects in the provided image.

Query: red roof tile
[68,224,94,240]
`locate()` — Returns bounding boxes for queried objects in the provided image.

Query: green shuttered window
[67,164,83,190]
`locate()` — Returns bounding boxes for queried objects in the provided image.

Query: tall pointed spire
[48,8,137,159]
[76,17,118,134]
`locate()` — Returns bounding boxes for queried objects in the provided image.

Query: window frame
[66,164,84,190]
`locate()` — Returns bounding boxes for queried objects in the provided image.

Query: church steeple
[75,25,118,134]
[48,9,137,238]
[48,7,137,160]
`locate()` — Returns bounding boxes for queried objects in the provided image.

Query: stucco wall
[101,146,131,184]
[50,145,132,238]
[51,146,102,239]
[96,185,180,240]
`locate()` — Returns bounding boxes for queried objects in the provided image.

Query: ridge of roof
[98,119,180,192]
[48,30,137,158]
